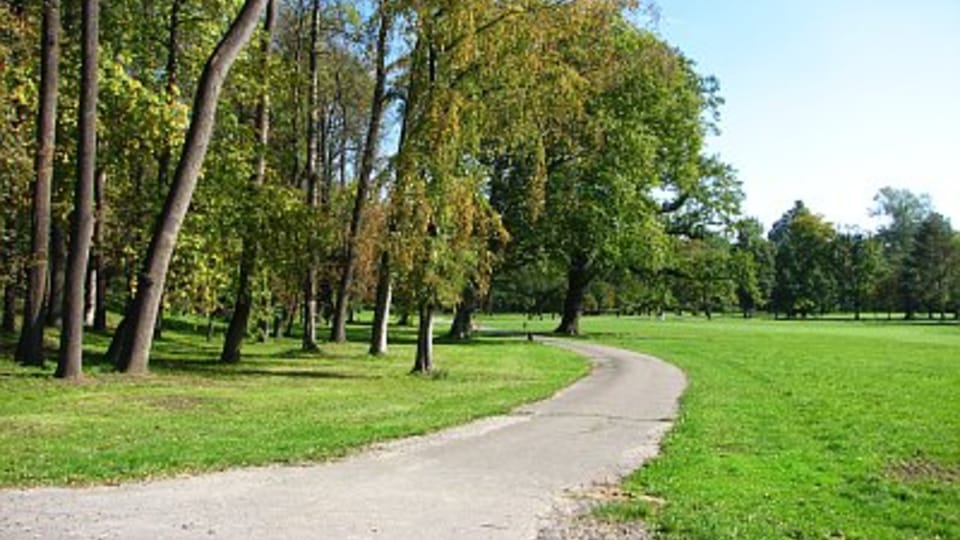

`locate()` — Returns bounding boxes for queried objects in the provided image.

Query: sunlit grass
[485,314,960,539]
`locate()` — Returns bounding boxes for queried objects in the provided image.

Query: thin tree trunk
[411,302,433,373]
[369,251,391,355]
[45,218,65,327]
[110,0,270,374]
[56,0,98,380]
[15,0,60,366]
[300,0,321,351]
[555,254,591,335]
[92,168,107,331]
[221,0,277,363]
[155,0,182,193]
[331,4,390,343]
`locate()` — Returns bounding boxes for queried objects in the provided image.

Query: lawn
[0,317,587,487]
[484,314,960,540]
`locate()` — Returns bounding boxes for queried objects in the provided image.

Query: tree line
[494,187,960,324]
[2,0,739,379]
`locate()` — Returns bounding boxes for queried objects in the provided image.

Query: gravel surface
[0,338,685,540]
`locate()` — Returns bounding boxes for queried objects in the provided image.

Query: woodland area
[1,0,958,381]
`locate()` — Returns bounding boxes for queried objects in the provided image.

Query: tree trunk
[155,0,182,193]
[299,0,322,352]
[15,0,60,366]
[369,251,391,355]
[110,0,269,374]
[92,168,107,331]
[555,255,591,335]
[411,302,433,373]
[221,0,277,363]
[331,5,390,343]
[45,219,66,328]
[448,284,477,340]
[56,0,98,380]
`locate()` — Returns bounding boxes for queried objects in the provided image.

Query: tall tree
[301,0,321,351]
[220,0,278,363]
[330,1,391,343]
[15,0,60,366]
[543,27,718,334]
[56,0,99,379]
[110,0,269,374]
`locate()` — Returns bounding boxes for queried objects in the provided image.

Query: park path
[0,338,685,540]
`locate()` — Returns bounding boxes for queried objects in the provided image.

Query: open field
[0,319,587,487]
[485,314,960,539]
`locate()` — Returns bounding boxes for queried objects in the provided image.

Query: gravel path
[0,338,685,540]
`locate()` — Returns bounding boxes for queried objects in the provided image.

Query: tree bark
[555,254,591,335]
[300,0,322,351]
[56,0,98,380]
[331,4,390,343]
[155,0,182,193]
[45,218,65,327]
[15,0,60,366]
[221,0,277,363]
[92,169,107,331]
[369,251,391,355]
[110,0,270,374]
[448,284,477,340]
[411,302,433,373]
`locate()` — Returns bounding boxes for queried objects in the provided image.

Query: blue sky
[653,0,960,230]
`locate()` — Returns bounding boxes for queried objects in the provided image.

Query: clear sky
[653,0,960,231]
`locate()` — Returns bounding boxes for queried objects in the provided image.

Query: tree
[834,227,881,320]
[330,0,390,344]
[731,218,773,317]
[55,0,98,379]
[907,213,954,320]
[110,0,269,374]
[220,0,278,363]
[534,26,724,335]
[15,0,60,366]
[769,201,837,317]
[870,186,932,316]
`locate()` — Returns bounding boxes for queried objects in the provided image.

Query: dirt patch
[887,458,960,484]
[537,483,654,540]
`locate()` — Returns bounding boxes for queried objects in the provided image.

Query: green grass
[484,314,960,540]
[0,317,587,487]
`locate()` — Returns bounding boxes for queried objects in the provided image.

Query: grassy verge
[0,317,587,487]
[483,314,960,539]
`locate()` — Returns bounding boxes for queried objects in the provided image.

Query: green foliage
[769,201,838,317]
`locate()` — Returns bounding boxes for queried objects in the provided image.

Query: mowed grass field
[485,314,960,539]
[0,318,587,487]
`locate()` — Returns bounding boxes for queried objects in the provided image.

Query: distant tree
[907,213,955,320]
[673,234,735,319]
[769,201,837,317]
[833,227,881,320]
[869,186,932,316]
[730,217,774,317]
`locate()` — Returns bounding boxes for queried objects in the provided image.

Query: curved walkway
[0,338,686,540]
